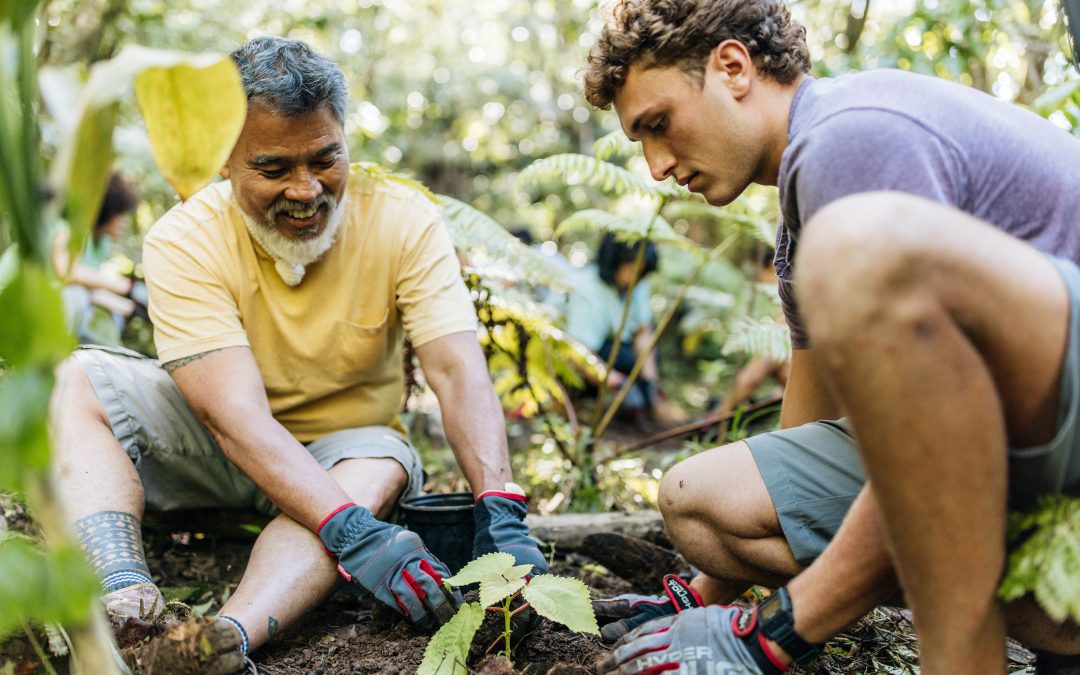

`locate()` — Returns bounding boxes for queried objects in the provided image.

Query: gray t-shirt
[776,69,1080,348]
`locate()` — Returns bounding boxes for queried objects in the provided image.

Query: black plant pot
[400,492,475,574]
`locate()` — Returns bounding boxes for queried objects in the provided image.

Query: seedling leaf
[479,575,527,608]
[418,602,485,675]
[521,575,600,635]
[444,552,515,588]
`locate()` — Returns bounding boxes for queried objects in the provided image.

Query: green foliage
[471,275,604,418]
[999,495,1080,623]
[722,316,791,362]
[591,129,637,162]
[440,195,571,292]
[424,552,598,670]
[520,574,599,635]
[553,209,695,252]
[517,153,678,200]
[0,535,100,639]
[417,602,485,675]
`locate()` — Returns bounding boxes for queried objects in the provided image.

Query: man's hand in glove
[473,483,547,574]
[592,574,702,644]
[318,503,461,631]
[597,604,792,675]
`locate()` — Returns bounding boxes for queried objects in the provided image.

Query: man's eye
[316,157,337,168]
[260,169,286,178]
[652,118,668,134]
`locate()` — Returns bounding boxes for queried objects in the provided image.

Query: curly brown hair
[583,0,810,109]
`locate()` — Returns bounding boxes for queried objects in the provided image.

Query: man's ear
[219,164,230,179]
[708,39,754,99]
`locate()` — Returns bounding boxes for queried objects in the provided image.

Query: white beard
[239,193,346,287]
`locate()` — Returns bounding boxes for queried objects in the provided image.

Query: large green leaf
[0,0,40,27]
[478,564,532,608]
[63,102,117,263]
[49,46,245,205]
[135,57,247,200]
[443,552,516,588]
[0,368,52,492]
[0,262,74,368]
[521,574,599,635]
[417,602,484,675]
[0,537,99,639]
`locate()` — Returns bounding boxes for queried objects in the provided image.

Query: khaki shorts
[746,255,1080,565]
[71,346,424,515]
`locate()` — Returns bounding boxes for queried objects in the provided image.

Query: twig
[22,621,60,675]
[614,393,784,454]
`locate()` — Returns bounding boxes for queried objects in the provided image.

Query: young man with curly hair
[583,1,1080,673]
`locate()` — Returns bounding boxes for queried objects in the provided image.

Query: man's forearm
[439,375,513,495]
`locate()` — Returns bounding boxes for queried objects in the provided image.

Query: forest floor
[0,501,1043,674]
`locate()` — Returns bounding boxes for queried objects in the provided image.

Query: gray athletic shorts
[746,255,1080,566]
[71,345,424,515]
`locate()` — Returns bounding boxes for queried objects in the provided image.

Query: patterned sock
[216,615,250,655]
[75,511,154,593]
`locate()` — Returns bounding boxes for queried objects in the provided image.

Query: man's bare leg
[661,441,898,642]
[797,192,1068,673]
[660,441,805,603]
[218,457,408,652]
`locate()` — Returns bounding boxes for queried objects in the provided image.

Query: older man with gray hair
[49,36,545,673]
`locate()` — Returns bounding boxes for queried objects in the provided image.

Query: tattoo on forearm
[267,615,279,638]
[162,348,226,374]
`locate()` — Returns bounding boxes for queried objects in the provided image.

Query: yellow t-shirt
[142,173,477,442]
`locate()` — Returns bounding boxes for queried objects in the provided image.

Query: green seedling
[418,552,599,675]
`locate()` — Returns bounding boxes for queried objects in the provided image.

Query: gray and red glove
[592,574,702,644]
[473,483,548,574]
[318,503,461,631]
[597,604,790,675]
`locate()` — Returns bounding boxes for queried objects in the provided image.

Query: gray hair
[230,36,348,125]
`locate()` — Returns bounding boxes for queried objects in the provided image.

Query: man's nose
[285,168,322,202]
[644,142,676,181]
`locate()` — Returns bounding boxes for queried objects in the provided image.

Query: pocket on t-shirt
[333,309,391,376]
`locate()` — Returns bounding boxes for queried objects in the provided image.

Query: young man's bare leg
[660,441,804,603]
[662,441,898,647]
[218,457,408,652]
[797,192,1068,674]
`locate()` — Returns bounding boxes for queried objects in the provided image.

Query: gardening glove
[473,482,548,575]
[318,503,461,631]
[592,574,702,644]
[597,605,790,675]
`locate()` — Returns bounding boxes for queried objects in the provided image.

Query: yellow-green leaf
[521,574,599,635]
[135,58,246,200]
[479,575,526,609]
[444,552,516,588]
[417,602,484,675]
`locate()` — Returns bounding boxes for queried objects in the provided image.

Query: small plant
[418,552,599,675]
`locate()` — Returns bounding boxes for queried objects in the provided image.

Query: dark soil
[0,497,1040,674]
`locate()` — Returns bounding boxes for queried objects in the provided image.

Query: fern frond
[591,130,638,162]
[1000,495,1080,623]
[517,154,678,199]
[350,161,440,204]
[440,196,572,292]
[663,195,776,246]
[553,209,698,253]
[722,316,791,362]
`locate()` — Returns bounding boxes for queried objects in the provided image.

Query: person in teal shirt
[52,172,145,343]
[564,233,677,425]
